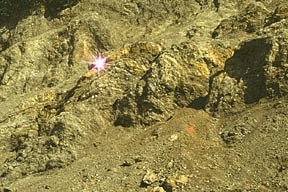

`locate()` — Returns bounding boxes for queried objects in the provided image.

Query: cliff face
[0,1,288,191]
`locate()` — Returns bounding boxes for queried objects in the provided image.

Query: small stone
[167,160,174,168]
[176,175,189,185]
[142,170,159,185]
[168,134,178,142]
[162,176,177,191]
[153,186,165,192]
[162,174,189,191]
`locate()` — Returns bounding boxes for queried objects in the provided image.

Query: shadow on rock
[224,38,271,104]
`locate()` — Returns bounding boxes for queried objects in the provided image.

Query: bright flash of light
[89,54,108,72]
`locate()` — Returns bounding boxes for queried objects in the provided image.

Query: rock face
[207,31,288,114]
[113,42,210,126]
[0,0,288,191]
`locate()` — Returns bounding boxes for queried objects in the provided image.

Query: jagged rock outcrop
[0,0,288,190]
[207,21,288,114]
[113,42,210,126]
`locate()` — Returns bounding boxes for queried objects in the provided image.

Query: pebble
[167,160,174,168]
[162,174,189,190]
[168,134,178,142]
[142,170,159,185]
[153,186,165,192]
[176,175,189,185]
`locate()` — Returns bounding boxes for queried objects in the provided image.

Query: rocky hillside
[0,0,287,191]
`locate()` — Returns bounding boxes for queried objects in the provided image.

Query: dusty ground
[0,0,288,191]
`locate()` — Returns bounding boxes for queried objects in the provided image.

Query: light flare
[88,54,108,72]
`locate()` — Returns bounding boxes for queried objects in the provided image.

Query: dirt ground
[2,98,288,192]
[0,0,288,192]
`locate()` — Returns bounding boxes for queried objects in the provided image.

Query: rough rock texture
[113,42,210,126]
[0,0,288,191]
